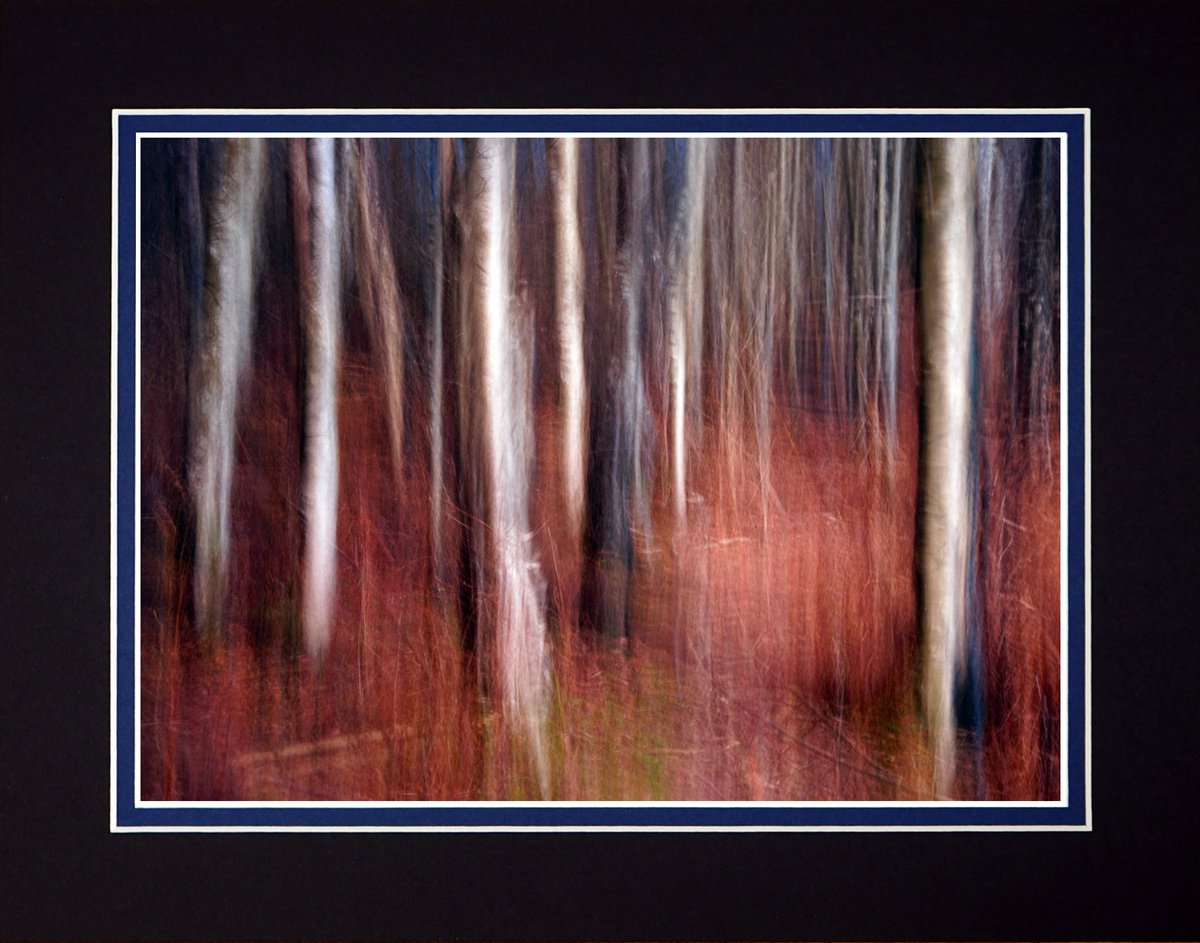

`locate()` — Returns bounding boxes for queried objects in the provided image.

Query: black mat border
[1,1,1196,938]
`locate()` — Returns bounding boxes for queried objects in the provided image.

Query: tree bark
[552,137,587,544]
[459,138,550,792]
[189,139,268,643]
[919,138,977,797]
[668,138,709,529]
[293,138,343,662]
[350,140,408,500]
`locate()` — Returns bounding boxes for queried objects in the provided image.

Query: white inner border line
[109,111,121,833]
[1083,109,1093,830]
[1060,130,1070,807]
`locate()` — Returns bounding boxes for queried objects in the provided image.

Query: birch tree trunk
[292,138,343,662]
[668,138,709,529]
[459,138,549,792]
[919,138,977,798]
[552,138,587,543]
[881,139,905,459]
[189,139,268,643]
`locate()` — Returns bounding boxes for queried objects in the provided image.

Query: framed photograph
[113,109,1088,831]
[3,2,1195,939]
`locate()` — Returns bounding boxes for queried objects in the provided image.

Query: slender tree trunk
[919,138,977,797]
[581,140,635,643]
[552,137,587,543]
[882,139,905,459]
[350,140,407,498]
[718,141,745,500]
[668,139,709,530]
[428,139,452,587]
[189,139,268,642]
[755,141,776,529]
[178,139,206,349]
[293,138,343,662]
[621,138,653,543]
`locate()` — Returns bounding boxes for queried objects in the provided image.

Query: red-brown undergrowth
[140,327,1059,801]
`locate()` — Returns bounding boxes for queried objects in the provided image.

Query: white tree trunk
[189,140,268,642]
[668,139,713,527]
[463,139,550,792]
[882,139,904,455]
[296,139,343,662]
[919,138,977,797]
[667,140,706,528]
[552,138,587,543]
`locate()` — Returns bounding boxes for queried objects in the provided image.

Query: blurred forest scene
[139,136,1060,802]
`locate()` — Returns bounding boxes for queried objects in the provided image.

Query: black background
[1,2,1197,939]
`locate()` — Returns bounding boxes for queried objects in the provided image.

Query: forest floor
[139,346,1060,802]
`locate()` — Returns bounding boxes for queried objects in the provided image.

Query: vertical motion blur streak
[919,138,977,799]
[188,140,268,643]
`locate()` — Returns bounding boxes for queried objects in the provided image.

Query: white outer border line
[1083,109,1093,830]
[109,111,121,833]
[115,108,1091,115]
[113,824,1092,834]
[113,109,1090,832]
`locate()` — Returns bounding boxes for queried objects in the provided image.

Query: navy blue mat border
[114,111,1087,829]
